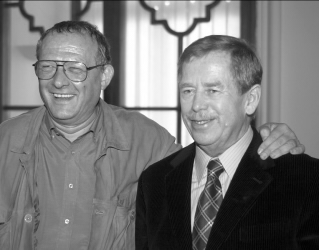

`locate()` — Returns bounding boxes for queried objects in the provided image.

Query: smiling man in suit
[136,35,319,250]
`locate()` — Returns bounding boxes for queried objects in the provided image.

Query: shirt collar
[194,126,253,183]
[44,102,102,138]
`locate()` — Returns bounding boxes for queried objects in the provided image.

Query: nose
[52,66,70,88]
[192,91,208,112]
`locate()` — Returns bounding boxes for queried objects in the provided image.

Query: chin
[49,110,76,121]
[192,133,220,147]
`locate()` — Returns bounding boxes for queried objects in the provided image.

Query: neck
[51,110,97,142]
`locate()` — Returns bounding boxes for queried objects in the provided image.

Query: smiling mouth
[191,119,216,126]
[53,93,75,98]
[194,120,210,125]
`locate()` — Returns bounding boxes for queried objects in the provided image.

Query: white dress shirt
[190,126,253,230]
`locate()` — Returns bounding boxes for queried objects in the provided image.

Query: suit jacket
[136,128,319,250]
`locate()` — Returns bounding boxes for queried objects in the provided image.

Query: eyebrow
[178,80,224,89]
[179,82,191,88]
[203,81,222,87]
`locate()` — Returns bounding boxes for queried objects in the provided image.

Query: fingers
[257,123,305,160]
[259,137,298,160]
[290,144,305,155]
[257,124,287,157]
[259,126,271,141]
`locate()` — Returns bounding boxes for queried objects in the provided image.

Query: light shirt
[190,126,253,230]
[36,106,104,250]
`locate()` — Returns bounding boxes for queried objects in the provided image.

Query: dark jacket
[136,128,319,249]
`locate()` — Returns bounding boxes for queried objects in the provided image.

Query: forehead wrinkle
[42,44,86,55]
[59,45,85,54]
[39,34,99,65]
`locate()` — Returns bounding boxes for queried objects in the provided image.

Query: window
[121,1,240,146]
[1,1,242,148]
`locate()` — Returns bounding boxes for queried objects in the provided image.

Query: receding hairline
[36,30,101,62]
[178,50,232,80]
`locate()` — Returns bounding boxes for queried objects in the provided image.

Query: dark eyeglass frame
[32,60,106,82]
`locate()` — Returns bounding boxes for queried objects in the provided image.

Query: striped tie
[192,159,224,250]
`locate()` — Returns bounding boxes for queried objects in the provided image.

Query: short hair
[36,20,111,65]
[178,35,263,94]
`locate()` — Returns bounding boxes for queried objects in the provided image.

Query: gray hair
[178,35,262,94]
[36,20,111,65]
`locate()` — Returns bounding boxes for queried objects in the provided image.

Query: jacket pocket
[0,221,11,249]
[113,204,136,250]
[240,221,290,242]
[89,198,135,250]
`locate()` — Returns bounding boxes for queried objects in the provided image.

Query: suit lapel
[206,129,275,249]
[165,143,196,248]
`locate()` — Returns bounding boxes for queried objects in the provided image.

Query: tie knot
[207,159,224,178]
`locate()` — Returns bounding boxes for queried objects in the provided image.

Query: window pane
[80,1,103,32]
[139,110,177,141]
[7,1,71,107]
[183,1,240,49]
[145,1,217,33]
[181,120,194,147]
[122,1,178,108]
[122,1,240,109]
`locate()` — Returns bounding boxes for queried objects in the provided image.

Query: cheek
[218,103,237,126]
[224,103,246,126]
[39,81,47,90]
[81,83,102,105]
[39,83,49,99]
[181,100,193,114]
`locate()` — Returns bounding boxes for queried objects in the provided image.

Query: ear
[101,65,114,90]
[245,84,261,116]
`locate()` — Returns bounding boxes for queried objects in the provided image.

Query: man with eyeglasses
[0,21,305,250]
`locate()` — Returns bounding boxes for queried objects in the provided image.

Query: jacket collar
[99,100,130,151]
[13,100,130,155]
[206,127,275,249]
[13,106,47,156]
[164,128,275,249]
[165,143,196,248]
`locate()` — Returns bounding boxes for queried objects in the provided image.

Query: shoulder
[142,149,181,176]
[272,153,319,185]
[108,103,164,131]
[0,107,44,133]
[141,144,194,181]
[101,101,167,133]
[0,107,45,147]
[274,153,319,169]
[100,101,181,167]
[138,149,181,195]
[103,103,180,146]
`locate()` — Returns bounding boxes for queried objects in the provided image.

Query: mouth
[53,93,75,98]
[190,117,217,129]
[193,120,211,125]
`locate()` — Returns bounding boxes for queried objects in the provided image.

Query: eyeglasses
[32,60,106,82]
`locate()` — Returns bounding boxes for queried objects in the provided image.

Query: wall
[281,1,319,158]
[280,2,319,158]
[257,1,319,158]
